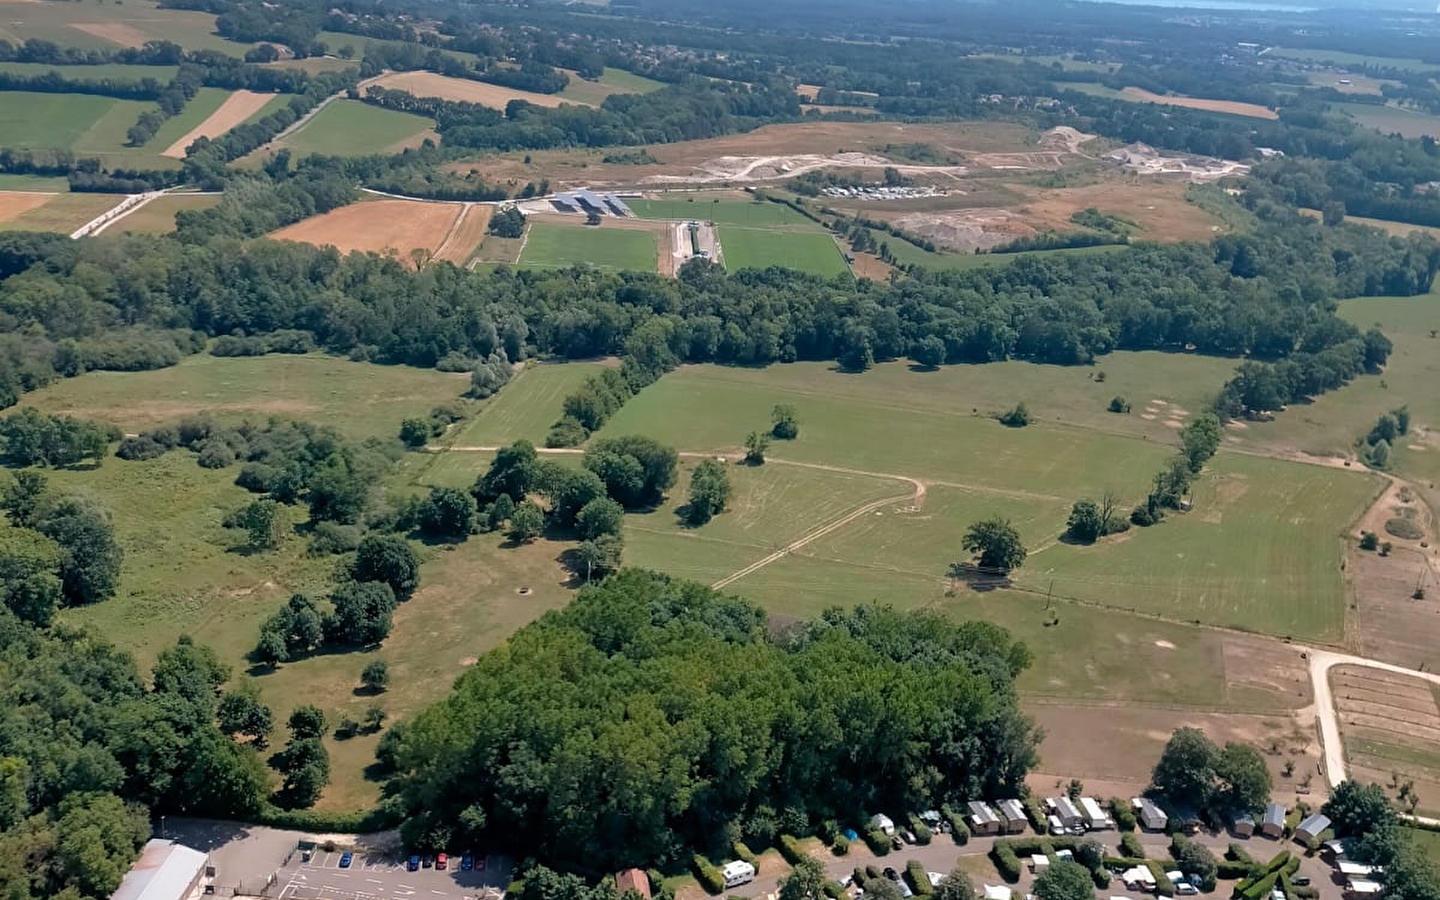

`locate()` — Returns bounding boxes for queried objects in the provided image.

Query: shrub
[913,822,933,846]
[197,439,236,468]
[1146,861,1175,897]
[863,828,891,856]
[1385,516,1424,539]
[1109,798,1136,832]
[1359,530,1380,551]
[1130,502,1162,526]
[991,843,1023,883]
[1218,862,1259,880]
[1226,844,1255,865]
[942,804,970,844]
[309,522,363,555]
[999,402,1030,427]
[1091,868,1111,889]
[778,834,807,865]
[823,883,845,900]
[905,861,933,895]
[831,835,850,856]
[1120,833,1145,859]
[692,855,724,895]
[733,841,758,870]
[1109,396,1131,414]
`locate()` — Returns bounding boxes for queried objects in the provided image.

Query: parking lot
[277,850,509,900]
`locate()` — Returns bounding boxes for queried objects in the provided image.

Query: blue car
[461,855,474,872]
[408,856,421,872]
[339,852,353,868]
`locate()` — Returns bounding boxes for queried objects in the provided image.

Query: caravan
[722,861,756,889]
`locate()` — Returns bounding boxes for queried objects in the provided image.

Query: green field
[314,31,477,66]
[0,61,181,80]
[448,361,609,447]
[0,174,71,191]
[557,66,665,105]
[1339,101,1440,139]
[21,352,470,442]
[0,0,250,55]
[519,222,658,271]
[874,230,1125,271]
[719,226,851,276]
[627,195,814,226]
[1265,47,1439,73]
[107,193,222,234]
[281,100,434,157]
[0,91,141,150]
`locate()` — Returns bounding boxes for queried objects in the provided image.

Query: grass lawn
[0,0,249,55]
[108,193,221,234]
[719,226,851,277]
[449,361,609,447]
[0,61,180,80]
[519,222,657,271]
[557,67,665,105]
[281,100,434,157]
[20,352,470,442]
[1405,826,1440,864]
[0,91,132,149]
[0,192,121,233]
[1339,102,1440,139]
[1265,47,1438,73]
[877,232,1125,272]
[0,174,71,191]
[628,196,813,226]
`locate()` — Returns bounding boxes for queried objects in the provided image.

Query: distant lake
[1071,0,1317,10]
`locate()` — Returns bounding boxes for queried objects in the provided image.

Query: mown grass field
[1265,47,1439,72]
[21,352,470,441]
[0,91,140,150]
[628,195,813,226]
[108,193,222,234]
[0,191,121,233]
[556,66,664,105]
[0,0,250,55]
[0,174,70,191]
[448,361,609,448]
[719,226,851,277]
[0,61,181,80]
[519,221,657,271]
[281,100,435,157]
[1340,102,1440,139]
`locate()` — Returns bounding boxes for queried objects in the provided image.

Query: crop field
[0,91,141,150]
[448,361,609,448]
[106,192,221,234]
[629,195,813,226]
[1265,47,1439,72]
[1340,102,1440,139]
[718,226,851,276]
[557,68,664,105]
[433,204,492,264]
[279,100,435,157]
[0,0,250,55]
[1117,87,1278,119]
[519,221,658,271]
[0,174,70,191]
[21,352,469,442]
[161,89,279,158]
[0,190,121,232]
[270,198,467,261]
[370,71,584,109]
[1333,666,1440,816]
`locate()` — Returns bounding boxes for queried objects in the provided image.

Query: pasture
[448,361,610,449]
[0,0,249,55]
[270,198,467,261]
[0,61,180,80]
[0,91,138,150]
[1340,102,1440,139]
[20,352,469,442]
[370,71,583,109]
[0,191,121,232]
[557,68,664,105]
[106,192,221,234]
[1264,47,1439,73]
[279,100,435,157]
[629,194,813,226]
[519,221,658,271]
[718,226,851,276]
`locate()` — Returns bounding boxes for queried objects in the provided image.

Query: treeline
[385,572,1039,871]
[0,37,186,66]
[0,149,184,193]
[475,60,569,95]
[986,230,1126,254]
[361,86,504,129]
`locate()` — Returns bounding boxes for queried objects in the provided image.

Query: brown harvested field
[801,103,880,116]
[162,89,276,158]
[70,21,149,47]
[432,203,492,265]
[1334,665,1440,814]
[1350,478,1440,672]
[796,83,878,101]
[106,193,220,234]
[371,71,586,108]
[270,198,464,261]
[0,192,122,233]
[1119,86,1278,119]
[1020,180,1226,241]
[0,191,56,223]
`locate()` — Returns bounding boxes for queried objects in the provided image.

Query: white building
[111,840,210,900]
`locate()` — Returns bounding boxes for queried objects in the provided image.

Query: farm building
[996,799,1029,833]
[1232,814,1255,837]
[112,840,210,900]
[549,189,633,217]
[1047,797,1083,828]
[1262,803,1286,838]
[969,801,1001,835]
[870,813,896,835]
[1296,813,1332,843]
[1079,797,1114,830]
[1133,798,1168,831]
[616,869,651,900]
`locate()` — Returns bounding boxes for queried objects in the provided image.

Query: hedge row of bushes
[733,842,758,871]
[778,835,806,866]
[1120,834,1145,859]
[863,828,892,856]
[991,843,1023,883]
[1110,797,1138,832]
[906,817,933,845]
[251,801,401,833]
[692,855,725,895]
[905,861,934,896]
[941,805,971,845]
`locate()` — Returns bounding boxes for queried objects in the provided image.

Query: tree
[1066,500,1104,543]
[417,486,478,539]
[365,705,387,731]
[575,497,625,540]
[1171,836,1217,891]
[1179,413,1222,473]
[583,436,678,507]
[542,465,607,527]
[237,498,283,551]
[288,705,329,741]
[1362,328,1394,373]
[217,686,273,747]
[307,459,369,525]
[911,335,947,369]
[489,206,526,238]
[585,209,603,226]
[1,470,48,527]
[1360,530,1381,551]
[277,736,328,809]
[573,534,623,581]
[1150,457,1193,509]
[771,404,800,440]
[686,459,731,525]
[326,581,396,645]
[934,866,976,900]
[1323,780,1396,838]
[1108,396,1131,414]
[35,494,122,606]
[961,517,1027,572]
[1214,742,1271,816]
[744,431,770,465]
[1149,728,1219,812]
[400,418,431,448]
[153,635,230,716]
[778,856,826,900]
[1033,860,1094,900]
[254,629,288,668]
[0,526,62,626]
[361,660,390,693]
[999,402,1030,427]
[1322,200,1347,227]
[864,879,905,900]
[350,534,420,599]
[508,501,545,543]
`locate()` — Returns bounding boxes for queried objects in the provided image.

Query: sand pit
[270,199,464,261]
[371,71,584,109]
[163,90,275,159]
[70,21,149,47]
[0,191,57,223]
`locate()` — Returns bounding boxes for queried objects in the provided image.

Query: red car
[436,853,448,871]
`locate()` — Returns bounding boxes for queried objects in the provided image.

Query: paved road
[278,849,509,900]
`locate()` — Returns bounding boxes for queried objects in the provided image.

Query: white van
[722,861,757,889]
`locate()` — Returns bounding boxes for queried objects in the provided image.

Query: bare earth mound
[163,90,275,159]
[0,191,57,222]
[371,71,585,109]
[270,199,463,260]
[70,21,149,47]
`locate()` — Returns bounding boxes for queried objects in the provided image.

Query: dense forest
[386,571,1039,872]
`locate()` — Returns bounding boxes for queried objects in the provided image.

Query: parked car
[408,856,420,872]
[339,852,353,868]
[461,855,474,871]
[901,830,917,845]
[1291,878,1311,887]
[437,853,448,871]
[890,835,903,851]
[423,855,434,868]
[884,868,900,882]
[1175,883,1198,896]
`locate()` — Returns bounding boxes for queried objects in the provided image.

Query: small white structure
[721,861,756,889]
[1340,862,1380,878]
[1079,797,1114,830]
[112,840,209,900]
[1346,880,1383,897]
[1326,838,1356,859]
[1133,798,1168,831]
[984,886,1013,900]
[870,813,896,835]
[1296,813,1331,843]
[1030,854,1051,873]
[1262,803,1286,838]
[1048,815,1065,835]
[1121,867,1156,891]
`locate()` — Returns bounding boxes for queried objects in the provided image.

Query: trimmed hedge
[866,866,883,881]
[911,820,933,846]
[1219,862,1260,880]
[1227,844,1257,865]
[1145,860,1176,897]
[1092,868,1112,889]
[864,828,892,856]
[1111,797,1138,833]
[991,843,1023,883]
[693,855,725,895]
[823,883,846,900]
[832,835,851,856]
[942,805,970,845]
[1023,797,1048,833]
[733,841,758,871]
[251,804,401,832]
[779,835,806,866]
[905,861,934,895]
[1120,833,1145,859]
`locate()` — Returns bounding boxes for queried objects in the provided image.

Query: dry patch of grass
[0,190,56,222]
[432,203,492,265]
[70,20,149,47]
[1020,180,1227,241]
[371,71,585,108]
[162,89,276,158]
[0,191,121,233]
[270,198,463,262]
[107,193,220,234]
[1119,87,1278,119]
